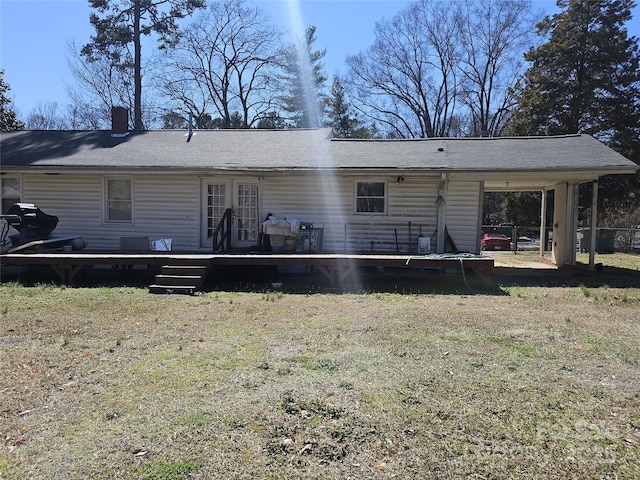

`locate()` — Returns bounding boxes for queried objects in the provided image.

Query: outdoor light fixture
[396,176,405,184]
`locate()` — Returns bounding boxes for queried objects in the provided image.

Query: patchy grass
[488,251,640,269]
[1,262,640,479]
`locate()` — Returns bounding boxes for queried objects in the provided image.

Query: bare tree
[25,102,69,130]
[157,0,284,128]
[346,1,460,138]
[67,40,166,129]
[455,0,538,137]
[66,41,136,129]
[346,0,537,138]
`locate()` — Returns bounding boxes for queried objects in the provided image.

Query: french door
[201,178,260,249]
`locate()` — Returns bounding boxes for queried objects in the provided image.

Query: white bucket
[417,237,430,254]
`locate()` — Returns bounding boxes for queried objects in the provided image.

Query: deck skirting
[0,252,494,288]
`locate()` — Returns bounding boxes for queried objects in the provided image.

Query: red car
[481,233,511,251]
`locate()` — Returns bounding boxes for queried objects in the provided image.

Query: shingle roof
[1,128,637,173]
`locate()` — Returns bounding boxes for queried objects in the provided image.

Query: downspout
[589,180,598,270]
[436,173,448,253]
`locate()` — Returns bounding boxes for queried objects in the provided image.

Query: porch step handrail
[213,208,232,252]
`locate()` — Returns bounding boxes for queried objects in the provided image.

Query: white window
[105,177,133,222]
[1,176,22,214]
[355,181,386,214]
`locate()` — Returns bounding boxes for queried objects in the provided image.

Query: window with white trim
[105,177,133,222]
[1,176,22,214]
[355,181,386,214]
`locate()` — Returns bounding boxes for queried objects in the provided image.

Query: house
[1,118,638,270]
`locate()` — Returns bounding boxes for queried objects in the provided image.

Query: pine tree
[82,0,205,130]
[327,76,371,138]
[508,0,640,156]
[0,70,24,132]
[507,0,640,219]
[280,26,328,128]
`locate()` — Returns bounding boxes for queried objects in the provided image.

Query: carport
[484,177,605,271]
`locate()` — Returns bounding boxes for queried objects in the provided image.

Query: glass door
[233,182,259,247]
[201,179,230,248]
[202,178,260,249]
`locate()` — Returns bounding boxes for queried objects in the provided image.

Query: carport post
[539,188,547,256]
[589,180,598,270]
[551,182,568,266]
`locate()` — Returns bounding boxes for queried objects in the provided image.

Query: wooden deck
[0,252,494,288]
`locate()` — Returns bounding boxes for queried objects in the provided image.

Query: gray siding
[445,179,482,254]
[20,173,201,251]
[262,174,441,253]
[22,173,105,246]
[134,176,200,250]
[13,172,480,254]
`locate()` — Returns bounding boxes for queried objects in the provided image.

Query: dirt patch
[0,335,29,347]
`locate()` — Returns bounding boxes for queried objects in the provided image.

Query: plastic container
[417,237,430,254]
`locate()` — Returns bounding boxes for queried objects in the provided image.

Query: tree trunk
[133,0,143,130]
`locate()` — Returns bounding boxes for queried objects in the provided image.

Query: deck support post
[50,263,83,285]
[315,264,356,288]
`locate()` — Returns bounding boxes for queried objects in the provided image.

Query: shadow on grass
[495,264,640,289]
[0,265,156,289]
[204,266,507,295]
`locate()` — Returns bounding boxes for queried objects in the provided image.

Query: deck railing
[213,208,232,252]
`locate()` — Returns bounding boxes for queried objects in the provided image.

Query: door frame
[200,177,261,249]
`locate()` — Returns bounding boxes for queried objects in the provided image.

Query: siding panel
[22,174,106,246]
[17,172,479,254]
[21,174,202,250]
[262,175,440,253]
[446,180,481,253]
[134,177,201,251]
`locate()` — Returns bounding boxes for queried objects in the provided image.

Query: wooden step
[148,284,198,295]
[154,274,203,287]
[161,265,208,276]
[149,263,209,295]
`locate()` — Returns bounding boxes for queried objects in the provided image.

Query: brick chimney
[111,106,129,136]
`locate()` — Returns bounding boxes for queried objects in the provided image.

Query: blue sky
[1,0,639,119]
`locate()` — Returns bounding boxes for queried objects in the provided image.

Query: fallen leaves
[5,427,30,451]
[22,361,37,374]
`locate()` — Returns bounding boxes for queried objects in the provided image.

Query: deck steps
[149,264,209,295]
